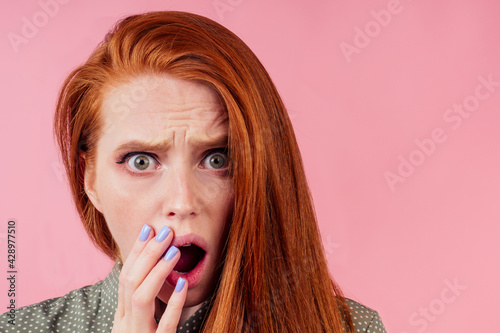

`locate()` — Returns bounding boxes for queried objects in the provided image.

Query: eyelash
[115,149,229,176]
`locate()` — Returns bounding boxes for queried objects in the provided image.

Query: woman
[1,11,386,332]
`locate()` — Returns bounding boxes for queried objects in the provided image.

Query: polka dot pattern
[0,262,385,332]
[176,300,210,333]
[345,298,387,332]
[0,262,121,333]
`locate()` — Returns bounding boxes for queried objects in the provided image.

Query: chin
[157,274,216,308]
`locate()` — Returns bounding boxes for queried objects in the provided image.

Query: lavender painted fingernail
[164,246,179,261]
[139,224,151,242]
[155,226,171,242]
[175,277,186,293]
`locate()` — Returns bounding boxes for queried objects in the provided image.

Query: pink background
[1,0,499,332]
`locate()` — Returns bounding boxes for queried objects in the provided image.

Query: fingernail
[155,226,171,242]
[139,224,151,242]
[175,277,186,292]
[164,246,179,261]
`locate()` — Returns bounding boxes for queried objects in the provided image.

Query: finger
[131,246,181,331]
[157,277,188,333]
[123,225,173,315]
[116,223,155,318]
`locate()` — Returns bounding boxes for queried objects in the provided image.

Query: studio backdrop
[1,1,499,332]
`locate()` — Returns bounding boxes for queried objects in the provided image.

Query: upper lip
[171,233,208,252]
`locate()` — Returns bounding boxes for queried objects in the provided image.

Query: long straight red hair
[54,11,354,332]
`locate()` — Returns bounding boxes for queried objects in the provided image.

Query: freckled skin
[85,74,234,320]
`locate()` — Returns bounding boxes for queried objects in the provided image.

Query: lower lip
[166,252,207,289]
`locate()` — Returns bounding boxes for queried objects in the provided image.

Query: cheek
[196,172,233,204]
[96,171,157,259]
[207,186,234,243]
[94,161,234,257]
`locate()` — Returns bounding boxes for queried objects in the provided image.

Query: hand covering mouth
[173,244,206,274]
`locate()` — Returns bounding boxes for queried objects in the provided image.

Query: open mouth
[166,234,209,288]
[173,244,206,274]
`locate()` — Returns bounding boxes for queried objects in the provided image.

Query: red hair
[54,11,353,332]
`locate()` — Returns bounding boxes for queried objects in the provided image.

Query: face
[84,74,234,307]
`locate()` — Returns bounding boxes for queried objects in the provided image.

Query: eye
[126,154,158,171]
[202,150,228,170]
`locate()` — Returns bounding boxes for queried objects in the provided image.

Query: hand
[111,224,187,332]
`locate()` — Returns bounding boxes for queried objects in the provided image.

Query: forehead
[99,74,228,142]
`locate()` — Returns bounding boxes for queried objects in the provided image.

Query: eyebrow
[113,134,229,153]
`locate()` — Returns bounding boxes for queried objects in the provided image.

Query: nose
[161,165,199,220]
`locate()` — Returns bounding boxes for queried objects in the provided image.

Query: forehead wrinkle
[172,129,187,148]
[113,131,228,154]
[147,89,220,107]
[165,107,218,121]
[129,105,222,123]
[211,110,228,127]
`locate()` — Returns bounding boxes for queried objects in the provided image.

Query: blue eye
[202,150,228,170]
[127,154,157,171]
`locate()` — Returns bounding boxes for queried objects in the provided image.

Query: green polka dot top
[0,262,386,332]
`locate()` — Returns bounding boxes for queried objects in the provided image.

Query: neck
[155,298,203,327]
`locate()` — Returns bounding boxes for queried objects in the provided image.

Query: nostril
[167,211,195,217]
[166,207,198,218]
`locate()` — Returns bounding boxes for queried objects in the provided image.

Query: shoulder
[0,280,114,333]
[1,262,120,332]
[22,280,103,312]
[345,298,387,333]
